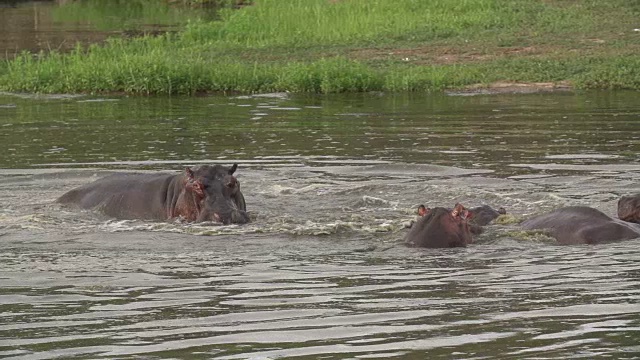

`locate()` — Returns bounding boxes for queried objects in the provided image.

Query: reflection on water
[0,0,219,58]
[1,91,638,175]
[0,91,639,358]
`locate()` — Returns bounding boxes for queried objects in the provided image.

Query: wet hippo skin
[521,205,640,245]
[412,204,505,235]
[58,164,249,224]
[468,205,506,226]
[618,194,640,224]
[406,204,473,248]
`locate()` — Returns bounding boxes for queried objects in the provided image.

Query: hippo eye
[226,178,237,188]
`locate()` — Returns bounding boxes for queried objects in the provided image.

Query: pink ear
[418,206,430,217]
[452,203,465,217]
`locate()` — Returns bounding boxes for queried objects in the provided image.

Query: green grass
[1,0,639,94]
[182,0,519,47]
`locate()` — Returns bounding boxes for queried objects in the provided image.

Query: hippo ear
[417,205,430,217]
[228,163,238,175]
[185,167,195,180]
[452,203,469,219]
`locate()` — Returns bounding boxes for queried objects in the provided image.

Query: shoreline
[1,0,638,95]
[447,81,573,96]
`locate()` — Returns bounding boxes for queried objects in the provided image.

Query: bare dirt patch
[348,45,546,65]
[446,81,573,96]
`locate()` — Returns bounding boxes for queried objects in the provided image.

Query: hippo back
[522,206,640,245]
[57,173,176,220]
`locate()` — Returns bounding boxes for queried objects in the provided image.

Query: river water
[0,0,218,58]
[0,91,639,359]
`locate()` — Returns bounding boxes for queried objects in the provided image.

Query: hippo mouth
[204,206,249,225]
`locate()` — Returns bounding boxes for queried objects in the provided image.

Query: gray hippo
[618,194,640,224]
[469,205,507,226]
[467,205,507,235]
[406,203,473,248]
[58,164,249,224]
[521,206,640,245]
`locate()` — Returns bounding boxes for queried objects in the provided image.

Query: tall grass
[182,0,519,47]
[1,0,639,94]
[180,0,634,47]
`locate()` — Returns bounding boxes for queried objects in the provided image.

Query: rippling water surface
[0,91,639,359]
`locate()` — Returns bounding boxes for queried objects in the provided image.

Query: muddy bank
[447,81,573,96]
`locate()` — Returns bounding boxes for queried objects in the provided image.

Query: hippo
[521,206,640,245]
[411,204,505,234]
[468,205,507,226]
[467,205,507,235]
[406,203,473,248]
[618,194,640,224]
[57,164,249,224]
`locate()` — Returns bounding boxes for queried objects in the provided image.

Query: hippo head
[468,205,507,226]
[406,203,473,248]
[618,194,640,224]
[178,163,249,224]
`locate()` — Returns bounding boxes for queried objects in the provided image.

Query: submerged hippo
[412,204,505,234]
[521,206,640,245]
[406,203,473,248]
[466,205,507,235]
[468,205,506,226]
[58,164,249,224]
[618,194,640,224]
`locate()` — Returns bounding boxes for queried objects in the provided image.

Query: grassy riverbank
[1,0,639,94]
